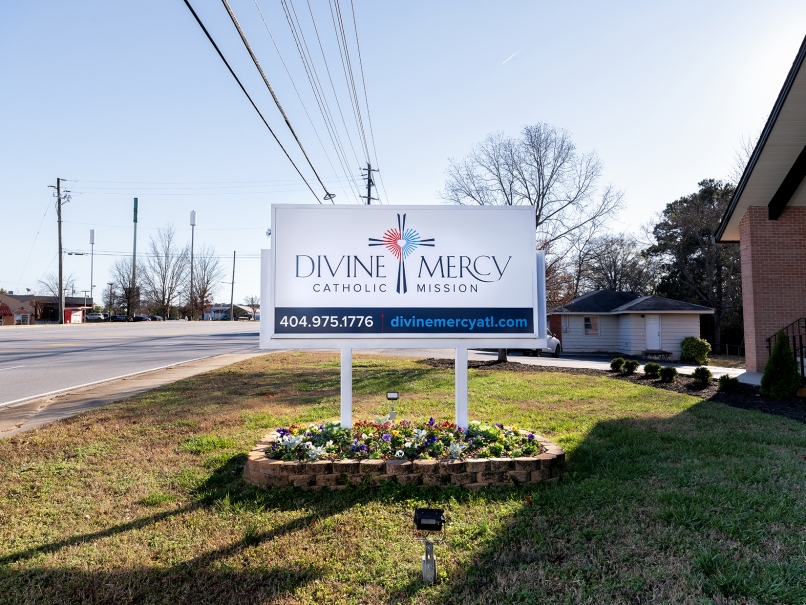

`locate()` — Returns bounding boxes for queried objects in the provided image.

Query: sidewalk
[361,348,761,386]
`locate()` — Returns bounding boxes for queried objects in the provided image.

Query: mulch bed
[420,358,806,425]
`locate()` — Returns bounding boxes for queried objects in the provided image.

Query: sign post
[261,205,546,429]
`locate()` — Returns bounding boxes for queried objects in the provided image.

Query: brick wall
[739,205,806,372]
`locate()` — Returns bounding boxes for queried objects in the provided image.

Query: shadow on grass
[424,401,806,604]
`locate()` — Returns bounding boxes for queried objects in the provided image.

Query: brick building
[716,35,806,373]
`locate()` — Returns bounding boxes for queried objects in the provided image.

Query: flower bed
[244,419,567,491]
[267,418,543,462]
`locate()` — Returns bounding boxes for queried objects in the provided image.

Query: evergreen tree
[760,332,801,398]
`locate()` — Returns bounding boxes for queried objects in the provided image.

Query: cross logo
[368,214,435,293]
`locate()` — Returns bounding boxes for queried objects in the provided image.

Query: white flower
[448,442,467,459]
[306,444,328,460]
[395,450,405,458]
[413,429,428,443]
[404,441,412,448]
[326,440,333,448]
[361,433,368,440]
[279,435,303,450]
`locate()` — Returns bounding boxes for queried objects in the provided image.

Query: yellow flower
[392,430,400,437]
[511,425,519,431]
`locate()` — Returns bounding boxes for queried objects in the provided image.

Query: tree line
[442,123,743,353]
[37,225,229,319]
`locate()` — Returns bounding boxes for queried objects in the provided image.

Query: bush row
[610,358,718,385]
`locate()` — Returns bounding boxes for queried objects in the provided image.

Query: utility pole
[90,229,95,309]
[361,162,378,205]
[190,210,196,320]
[230,251,236,321]
[48,178,70,324]
[131,198,139,318]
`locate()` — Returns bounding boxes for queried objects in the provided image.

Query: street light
[190,210,196,320]
[90,229,95,307]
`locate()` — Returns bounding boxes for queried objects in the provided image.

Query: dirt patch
[420,358,806,424]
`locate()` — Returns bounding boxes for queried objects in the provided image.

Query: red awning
[0,304,12,316]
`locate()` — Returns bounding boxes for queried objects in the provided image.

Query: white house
[549,290,713,360]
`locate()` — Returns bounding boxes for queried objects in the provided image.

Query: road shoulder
[0,351,263,437]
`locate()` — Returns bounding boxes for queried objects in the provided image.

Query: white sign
[261,205,546,349]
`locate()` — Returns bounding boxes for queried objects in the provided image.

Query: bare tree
[244,295,260,320]
[583,234,654,294]
[109,258,144,317]
[441,123,623,243]
[442,123,623,360]
[141,225,189,318]
[191,245,224,320]
[38,272,76,298]
[729,131,761,185]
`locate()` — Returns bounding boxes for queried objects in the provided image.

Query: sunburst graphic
[369,214,434,293]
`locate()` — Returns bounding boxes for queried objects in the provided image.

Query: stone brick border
[243,432,566,490]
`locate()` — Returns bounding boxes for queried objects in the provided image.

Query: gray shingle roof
[552,290,641,313]
[551,290,713,314]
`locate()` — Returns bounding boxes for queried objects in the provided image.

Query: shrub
[692,366,713,386]
[718,374,741,393]
[623,359,640,375]
[644,362,661,378]
[610,357,625,372]
[681,337,711,365]
[760,332,801,398]
[658,366,678,382]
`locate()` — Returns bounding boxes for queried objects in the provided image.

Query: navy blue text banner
[274,307,533,334]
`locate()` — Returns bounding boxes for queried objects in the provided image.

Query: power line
[281,0,363,201]
[329,0,369,160]
[252,0,361,201]
[181,0,323,204]
[290,0,363,173]
[220,0,335,202]
[15,197,52,291]
[349,0,391,204]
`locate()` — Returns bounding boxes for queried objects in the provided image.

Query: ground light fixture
[413,508,446,584]
[386,392,398,420]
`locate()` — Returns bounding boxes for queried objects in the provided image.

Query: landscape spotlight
[414,508,445,584]
[386,392,398,420]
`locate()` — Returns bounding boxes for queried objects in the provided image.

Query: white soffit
[719,41,806,241]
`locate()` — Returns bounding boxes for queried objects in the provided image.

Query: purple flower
[468,438,474,445]
[382,433,392,442]
[495,423,504,430]
[319,424,324,430]
[276,428,289,437]
[359,444,367,452]
[527,433,535,441]
[428,417,435,426]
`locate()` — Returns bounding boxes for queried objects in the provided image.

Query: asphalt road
[0,321,260,406]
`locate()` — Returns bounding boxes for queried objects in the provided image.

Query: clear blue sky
[1,1,804,304]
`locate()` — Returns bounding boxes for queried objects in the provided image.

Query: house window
[562,315,570,333]
[584,316,599,335]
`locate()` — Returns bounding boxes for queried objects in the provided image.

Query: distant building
[0,293,92,324]
[203,304,256,321]
[549,290,713,360]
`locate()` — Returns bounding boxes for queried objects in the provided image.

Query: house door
[645,315,661,350]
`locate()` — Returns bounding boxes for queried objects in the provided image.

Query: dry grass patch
[1,351,805,604]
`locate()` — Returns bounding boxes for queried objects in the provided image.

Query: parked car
[166,317,180,321]
[110,315,130,322]
[85,313,105,322]
[523,330,563,357]
[101,313,110,320]
[132,315,151,322]
[149,316,164,321]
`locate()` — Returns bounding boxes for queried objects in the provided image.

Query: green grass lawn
[1,351,805,604]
